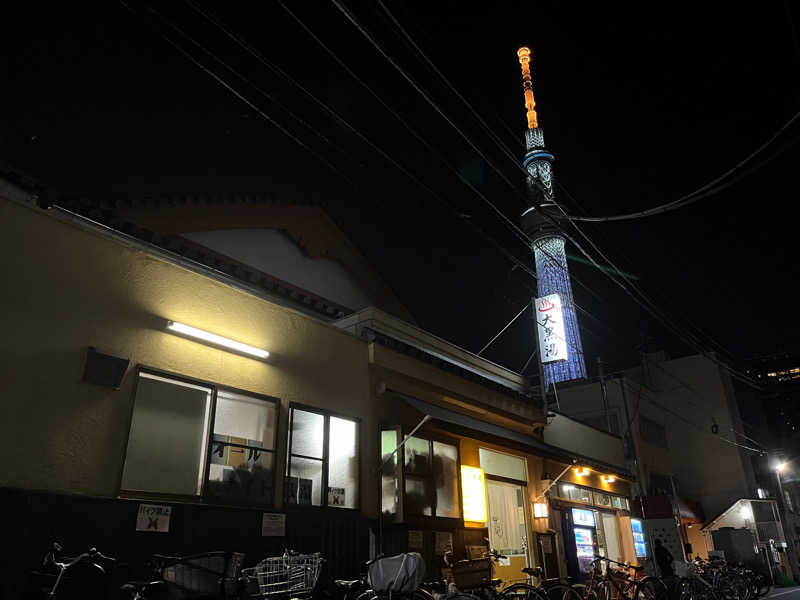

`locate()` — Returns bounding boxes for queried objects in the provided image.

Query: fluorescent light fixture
[166,321,269,359]
[562,484,575,491]
[776,462,787,472]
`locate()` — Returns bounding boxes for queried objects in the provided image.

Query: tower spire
[517,47,538,129]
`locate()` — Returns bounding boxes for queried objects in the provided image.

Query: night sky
[4,2,800,378]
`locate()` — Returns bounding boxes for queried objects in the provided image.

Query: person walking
[654,538,674,577]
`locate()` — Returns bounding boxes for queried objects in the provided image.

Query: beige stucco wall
[0,197,380,514]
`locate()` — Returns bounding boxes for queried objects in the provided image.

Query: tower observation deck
[517,47,587,388]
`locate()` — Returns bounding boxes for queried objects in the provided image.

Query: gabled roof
[28,185,414,323]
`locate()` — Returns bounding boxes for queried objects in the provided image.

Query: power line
[477,303,529,355]
[559,108,800,222]
[119,0,354,187]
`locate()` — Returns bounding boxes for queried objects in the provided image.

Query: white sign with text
[136,504,171,533]
[535,294,568,363]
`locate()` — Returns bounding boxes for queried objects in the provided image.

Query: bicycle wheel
[634,577,669,600]
[542,583,583,600]
[752,574,770,599]
[571,583,599,600]
[714,579,743,600]
[501,583,551,600]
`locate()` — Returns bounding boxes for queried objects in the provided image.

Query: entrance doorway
[486,480,529,584]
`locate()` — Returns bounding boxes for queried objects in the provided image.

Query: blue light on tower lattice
[533,237,587,386]
[517,46,587,389]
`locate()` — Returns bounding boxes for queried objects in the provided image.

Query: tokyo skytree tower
[517,47,587,388]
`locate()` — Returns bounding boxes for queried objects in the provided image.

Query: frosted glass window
[287,407,359,508]
[405,436,430,475]
[479,448,527,481]
[121,373,212,496]
[381,429,400,517]
[433,441,459,518]
[291,410,324,458]
[328,417,358,509]
[406,477,433,516]
[403,435,460,518]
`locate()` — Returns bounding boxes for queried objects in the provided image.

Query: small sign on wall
[262,513,286,537]
[136,504,171,533]
[328,487,346,506]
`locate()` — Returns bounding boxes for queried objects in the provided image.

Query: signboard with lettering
[535,294,568,363]
[262,513,286,537]
[136,504,171,533]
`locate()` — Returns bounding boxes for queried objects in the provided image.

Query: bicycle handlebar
[592,556,643,571]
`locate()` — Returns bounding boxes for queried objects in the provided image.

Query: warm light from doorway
[461,466,488,522]
[166,321,270,359]
[534,502,549,518]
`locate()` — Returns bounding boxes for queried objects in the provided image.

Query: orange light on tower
[517,47,538,130]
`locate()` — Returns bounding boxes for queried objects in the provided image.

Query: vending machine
[572,508,598,574]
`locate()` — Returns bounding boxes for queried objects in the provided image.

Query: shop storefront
[548,475,637,579]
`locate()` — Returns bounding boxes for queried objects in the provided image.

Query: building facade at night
[0,174,636,596]
[555,351,799,579]
[516,48,586,389]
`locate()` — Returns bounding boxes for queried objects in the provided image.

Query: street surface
[768,588,800,599]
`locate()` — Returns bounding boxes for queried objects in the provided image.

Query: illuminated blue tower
[517,47,586,388]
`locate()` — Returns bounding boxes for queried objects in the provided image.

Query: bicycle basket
[367,553,425,594]
[451,558,492,591]
[161,551,244,598]
[244,552,324,597]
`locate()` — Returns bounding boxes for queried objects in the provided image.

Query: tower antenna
[517,47,538,129]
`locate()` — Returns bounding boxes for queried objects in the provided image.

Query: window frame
[286,402,361,511]
[400,429,463,520]
[118,365,280,507]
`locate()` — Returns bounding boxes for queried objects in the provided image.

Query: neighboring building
[553,351,787,574]
[0,175,635,597]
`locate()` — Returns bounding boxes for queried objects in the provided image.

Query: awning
[393,390,633,479]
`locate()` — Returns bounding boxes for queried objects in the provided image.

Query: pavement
[767,588,800,599]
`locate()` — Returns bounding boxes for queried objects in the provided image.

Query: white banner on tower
[535,293,568,363]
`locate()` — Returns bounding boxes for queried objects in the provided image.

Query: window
[122,372,212,496]
[611,496,629,511]
[404,436,460,518]
[479,448,527,481]
[381,429,401,518]
[287,407,359,508]
[594,492,613,509]
[557,483,592,504]
[639,416,668,448]
[121,370,278,504]
[208,389,278,504]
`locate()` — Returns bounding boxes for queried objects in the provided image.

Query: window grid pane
[291,409,324,458]
[328,417,358,509]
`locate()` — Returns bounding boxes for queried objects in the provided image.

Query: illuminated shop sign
[535,294,568,363]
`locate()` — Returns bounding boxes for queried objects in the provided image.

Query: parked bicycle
[515,566,580,600]
[676,558,750,600]
[26,542,117,599]
[573,556,668,600]
[335,552,432,600]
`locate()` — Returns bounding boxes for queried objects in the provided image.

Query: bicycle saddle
[522,567,543,576]
[334,580,362,591]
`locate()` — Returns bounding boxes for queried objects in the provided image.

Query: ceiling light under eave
[166,321,269,360]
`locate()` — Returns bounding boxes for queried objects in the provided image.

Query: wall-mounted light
[166,321,269,359]
[602,475,616,483]
[575,467,590,477]
[461,465,488,522]
[534,503,549,518]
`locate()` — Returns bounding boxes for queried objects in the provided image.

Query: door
[601,513,623,563]
[537,532,559,579]
[486,480,529,585]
